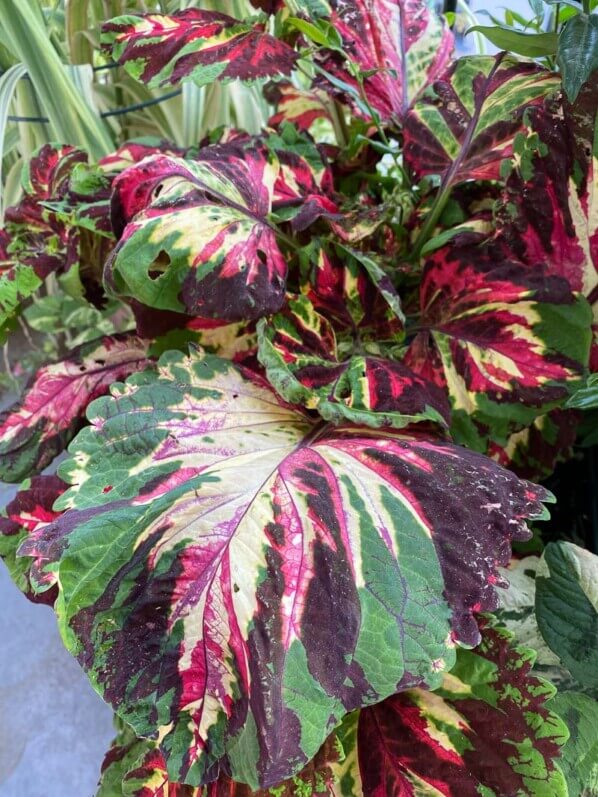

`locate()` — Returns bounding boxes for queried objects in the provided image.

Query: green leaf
[550,692,598,796]
[467,26,558,56]
[536,541,598,688]
[566,373,598,409]
[557,14,598,101]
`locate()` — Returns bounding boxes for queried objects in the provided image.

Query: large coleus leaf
[492,102,598,370]
[535,541,598,689]
[97,718,341,796]
[101,10,298,90]
[0,475,66,605]
[404,55,559,185]
[330,623,568,796]
[106,148,288,322]
[311,0,453,124]
[258,293,450,428]
[0,334,151,483]
[404,242,591,451]
[32,350,550,789]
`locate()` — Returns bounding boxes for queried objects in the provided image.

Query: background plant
[0,0,597,795]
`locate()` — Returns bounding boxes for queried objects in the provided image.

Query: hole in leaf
[257,249,268,264]
[154,182,164,198]
[149,250,171,280]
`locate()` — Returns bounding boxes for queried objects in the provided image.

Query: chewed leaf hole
[148,250,171,280]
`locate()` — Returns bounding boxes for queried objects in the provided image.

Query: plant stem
[410,182,453,261]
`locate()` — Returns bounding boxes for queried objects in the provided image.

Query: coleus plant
[1,0,598,795]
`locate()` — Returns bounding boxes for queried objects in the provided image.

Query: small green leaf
[536,541,598,688]
[557,14,598,101]
[566,373,598,409]
[467,25,558,56]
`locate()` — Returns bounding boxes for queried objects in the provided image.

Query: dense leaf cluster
[1,1,598,795]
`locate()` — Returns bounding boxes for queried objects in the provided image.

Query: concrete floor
[0,563,114,797]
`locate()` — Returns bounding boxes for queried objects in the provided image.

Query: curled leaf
[106,148,288,322]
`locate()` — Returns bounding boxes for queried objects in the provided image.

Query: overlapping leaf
[0,334,151,483]
[488,410,579,481]
[536,541,598,688]
[299,244,403,340]
[549,692,598,797]
[97,718,340,796]
[330,623,568,796]
[0,237,42,344]
[2,143,90,278]
[33,350,550,788]
[0,475,66,605]
[102,10,298,90]
[312,0,453,124]
[106,147,288,322]
[258,293,450,428]
[405,242,591,450]
[404,55,559,184]
[492,102,598,369]
[265,82,332,132]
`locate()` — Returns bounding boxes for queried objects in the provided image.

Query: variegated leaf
[258,293,450,428]
[404,55,559,184]
[97,718,340,796]
[106,148,288,322]
[405,242,591,451]
[102,10,298,89]
[0,334,151,483]
[488,409,579,482]
[0,475,66,605]
[492,102,598,371]
[265,82,332,132]
[313,0,454,124]
[331,623,568,796]
[299,244,403,341]
[2,143,88,279]
[33,350,549,789]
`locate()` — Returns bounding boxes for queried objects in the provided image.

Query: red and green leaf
[331,623,568,796]
[258,293,450,428]
[34,349,550,788]
[492,103,598,370]
[101,10,298,89]
[405,242,591,450]
[0,334,152,483]
[0,475,66,605]
[313,0,454,124]
[106,147,288,322]
[404,55,559,185]
[488,409,579,482]
[97,719,340,796]
[265,81,332,132]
